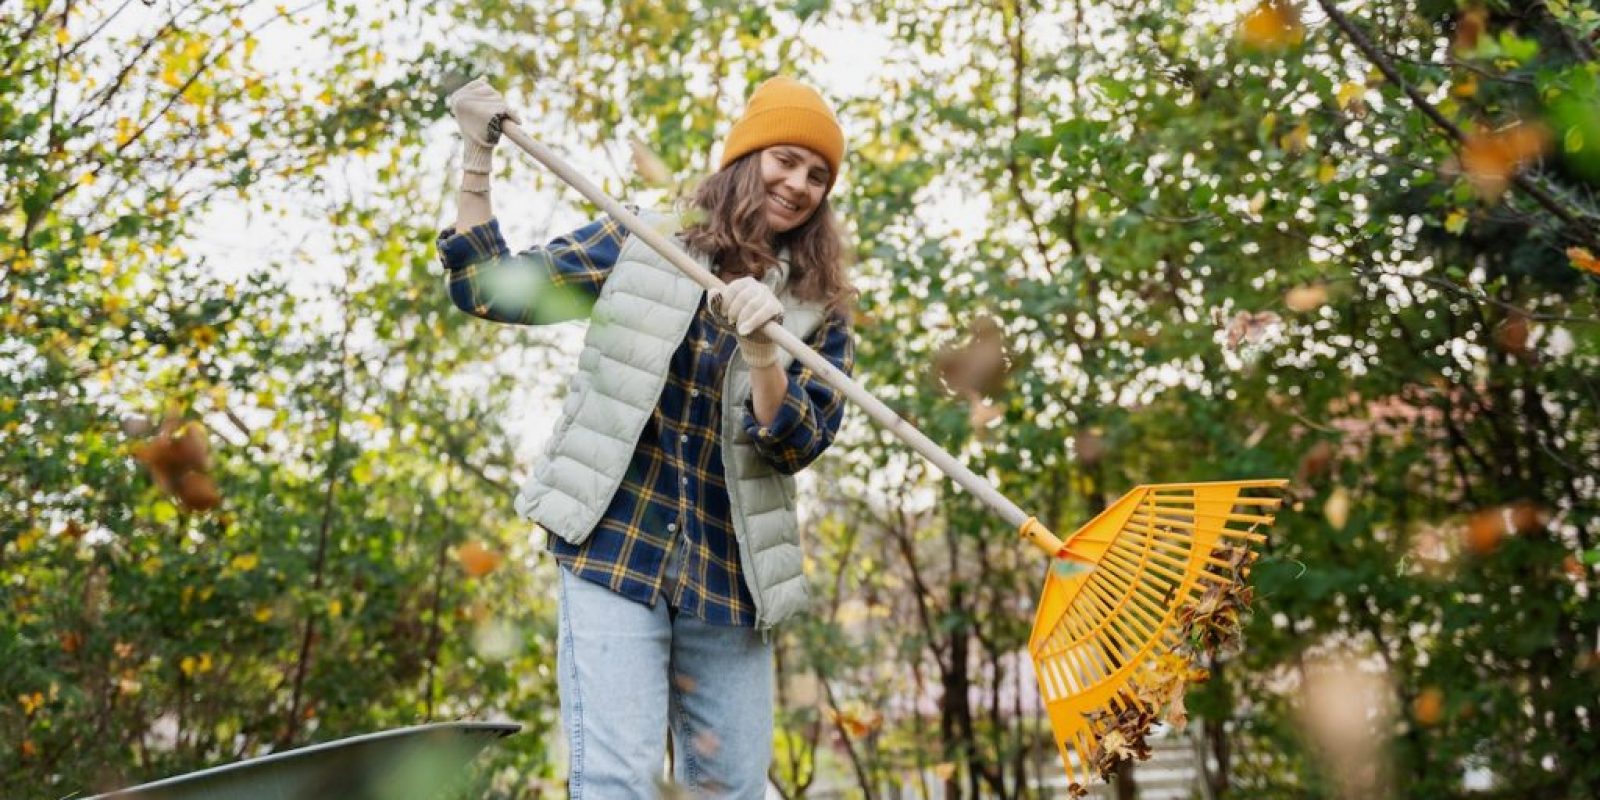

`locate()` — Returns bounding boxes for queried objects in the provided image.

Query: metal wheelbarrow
[88,721,521,800]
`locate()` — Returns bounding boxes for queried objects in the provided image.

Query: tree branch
[1313,0,1600,250]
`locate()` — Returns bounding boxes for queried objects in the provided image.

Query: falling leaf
[1239,1,1304,50]
[1075,429,1106,465]
[629,136,673,187]
[827,703,884,738]
[1458,123,1551,201]
[1223,310,1282,351]
[934,315,1010,398]
[1412,687,1444,726]
[1299,654,1396,798]
[1454,6,1487,54]
[968,399,1004,429]
[1507,501,1545,534]
[457,540,503,578]
[1464,508,1506,554]
[1284,283,1328,312]
[1324,486,1351,530]
[175,472,221,512]
[1492,313,1530,356]
[1568,247,1600,276]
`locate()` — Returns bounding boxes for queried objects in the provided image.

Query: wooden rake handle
[499,121,1071,560]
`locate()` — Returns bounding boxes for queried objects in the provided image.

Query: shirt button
[667,523,677,533]
[679,434,689,443]
[690,389,700,398]
[681,476,689,486]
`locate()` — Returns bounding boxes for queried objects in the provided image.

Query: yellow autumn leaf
[1284,283,1328,312]
[1248,190,1267,215]
[1459,122,1551,200]
[328,599,343,618]
[230,553,259,572]
[1317,160,1338,183]
[15,528,42,553]
[1324,486,1351,530]
[1280,120,1310,153]
[1336,82,1364,110]
[1238,1,1304,50]
[18,692,45,715]
[254,605,274,622]
[55,27,69,45]
[932,762,957,780]
[1445,210,1469,234]
[1452,74,1478,98]
[458,540,503,578]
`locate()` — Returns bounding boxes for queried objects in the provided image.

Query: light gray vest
[514,212,827,629]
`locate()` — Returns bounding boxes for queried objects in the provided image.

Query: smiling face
[759,145,830,234]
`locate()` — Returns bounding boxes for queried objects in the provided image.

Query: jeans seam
[561,572,585,798]
[671,680,700,786]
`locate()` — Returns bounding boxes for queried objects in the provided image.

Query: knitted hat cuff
[721,107,844,178]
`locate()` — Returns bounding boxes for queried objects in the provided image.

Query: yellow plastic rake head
[1024,479,1288,788]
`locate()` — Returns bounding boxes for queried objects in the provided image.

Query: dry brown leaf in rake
[1082,539,1261,784]
[1176,543,1259,659]
[1086,701,1156,780]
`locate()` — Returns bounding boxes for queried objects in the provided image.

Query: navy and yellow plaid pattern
[438,216,854,627]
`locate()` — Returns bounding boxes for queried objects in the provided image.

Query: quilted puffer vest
[514,211,827,629]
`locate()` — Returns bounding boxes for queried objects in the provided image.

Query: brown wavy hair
[679,151,854,315]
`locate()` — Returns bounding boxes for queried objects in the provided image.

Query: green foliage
[3,0,1597,797]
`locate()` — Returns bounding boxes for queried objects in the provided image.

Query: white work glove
[447,78,520,189]
[712,276,784,368]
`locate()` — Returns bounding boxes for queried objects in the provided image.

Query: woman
[438,76,854,798]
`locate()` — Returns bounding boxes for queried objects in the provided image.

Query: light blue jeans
[556,563,773,798]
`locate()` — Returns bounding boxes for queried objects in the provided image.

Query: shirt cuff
[436,217,511,271]
[743,378,806,446]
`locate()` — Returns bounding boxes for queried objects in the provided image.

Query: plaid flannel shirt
[437,215,854,627]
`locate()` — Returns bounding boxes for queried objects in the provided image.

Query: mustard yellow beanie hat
[720,76,844,191]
